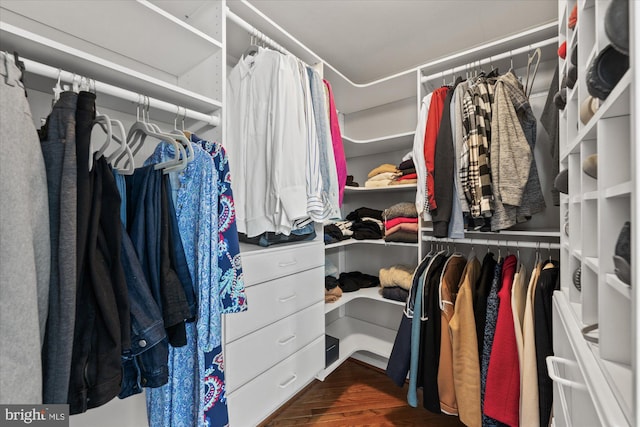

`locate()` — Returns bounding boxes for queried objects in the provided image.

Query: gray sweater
[490,72,546,231]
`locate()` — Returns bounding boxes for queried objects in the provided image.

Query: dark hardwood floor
[259,359,467,426]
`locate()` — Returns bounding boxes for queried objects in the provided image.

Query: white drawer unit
[225,265,323,342]
[240,241,324,287]
[225,302,324,393]
[227,336,324,427]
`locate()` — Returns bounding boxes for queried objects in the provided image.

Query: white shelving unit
[553,0,636,425]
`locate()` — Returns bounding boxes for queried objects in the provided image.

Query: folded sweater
[379,264,415,290]
[368,163,399,178]
[385,216,419,229]
[384,230,418,243]
[383,202,418,220]
[385,222,419,235]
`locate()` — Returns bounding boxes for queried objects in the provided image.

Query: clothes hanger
[524,47,542,98]
[241,33,260,60]
[141,97,188,173]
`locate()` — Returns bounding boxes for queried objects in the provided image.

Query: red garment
[324,79,347,206]
[568,4,577,30]
[558,41,567,59]
[484,255,520,427]
[384,216,418,230]
[397,173,417,181]
[423,87,449,211]
[385,222,419,235]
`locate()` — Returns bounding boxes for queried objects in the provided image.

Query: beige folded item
[368,163,399,178]
[390,178,417,185]
[368,171,400,181]
[365,179,393,188]
[580,95,599,125]
[379,264,415,290]
[325,286,343,303]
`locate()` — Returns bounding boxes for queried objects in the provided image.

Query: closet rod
[420,37,558,84]
[227,9,295,60]
[422,236,561,250]
[8,54,220,127]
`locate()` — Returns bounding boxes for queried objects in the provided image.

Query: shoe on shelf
[579,96,599,124]
[554,169,569,194]
[582,154,598,179]
[566,64,578,89]
[605,0,629,55]
[573,267,581,291]
[570,42,578,66]
[614,221,631,286]
[586,44,629,100]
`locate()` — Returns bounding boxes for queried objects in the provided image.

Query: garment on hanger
[424,87,449,213]
[40,90,78,405]
[474,252,497,354]
[484,254,520,427]
[521,262,543,427]
[449,256,482,427]
[535,261,560,427]
[413,93,433,221]
[323,79,347,206]
[479,257,503,427]
[437,253,467,415]
[0,52,50,405]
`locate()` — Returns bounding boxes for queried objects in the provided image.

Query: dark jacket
[431,83,459,237]
[419,253,448,412]
[535,261,560,427]
[68,157,131,414]
[474,252,497,355]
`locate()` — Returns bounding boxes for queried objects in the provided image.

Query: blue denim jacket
[119,227,167,398]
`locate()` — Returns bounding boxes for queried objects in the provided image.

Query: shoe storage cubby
[554,0,636,425]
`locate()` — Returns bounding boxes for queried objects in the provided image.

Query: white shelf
[583,191,599,201]
[584,256,599,273]
[325,239,419,250]
[344,184,416,192]
[605,274,631,300]
[564,71,631,157]
[341,131,415,158]
[572,249,583,260]
[317,316,397,380]
[571,195,582,203]
[604,181,632,199]
[563,241,570,251]
[324,286,404,315]
[0,10,223,113]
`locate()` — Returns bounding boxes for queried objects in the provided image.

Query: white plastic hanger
[524,47,542,98]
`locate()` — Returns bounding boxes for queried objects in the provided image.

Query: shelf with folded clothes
[341,131,415,159]
[562,70,631,159]
[317,316,397,380]
[324,286,404,315]
[324,239,420,250]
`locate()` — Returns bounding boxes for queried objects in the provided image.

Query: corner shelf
[604,181,632,199]
[317,316,397,380]
[325,286,404,315]
[325,239,419,250]
[341,131,415,158]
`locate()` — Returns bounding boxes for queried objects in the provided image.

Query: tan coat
[449,256,482,426]
[438,254,467,415]
[521,262,543,426]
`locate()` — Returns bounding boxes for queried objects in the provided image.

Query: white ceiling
[228,0,558,84]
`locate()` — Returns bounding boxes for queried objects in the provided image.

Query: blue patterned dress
[145,140,247,427]
[193,135,248,427]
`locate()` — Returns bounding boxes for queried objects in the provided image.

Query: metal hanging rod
[422,235,561,250]
[420,37,558,84]
[227,8,301,62]
[7,54,220,126]
[234,0,557,88]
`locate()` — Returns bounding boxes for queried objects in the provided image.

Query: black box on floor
[325,334,339,367]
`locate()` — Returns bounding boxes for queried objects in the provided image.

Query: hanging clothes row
[386,246,559,427]
[225,46,346,240]
[413,67,546,238]
[0,52,247,427]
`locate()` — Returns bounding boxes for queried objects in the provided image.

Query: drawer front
[241,241,323,286]
[226,302,324,393]
[227,337,324,427]
[225,266,323,342]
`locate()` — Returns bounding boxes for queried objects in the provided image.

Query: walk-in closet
[0,1,636,426]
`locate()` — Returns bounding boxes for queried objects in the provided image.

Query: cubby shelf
[324,286,404,315]
[584,256,599,273]
[605,273,631,300]
[604,181,632,199]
